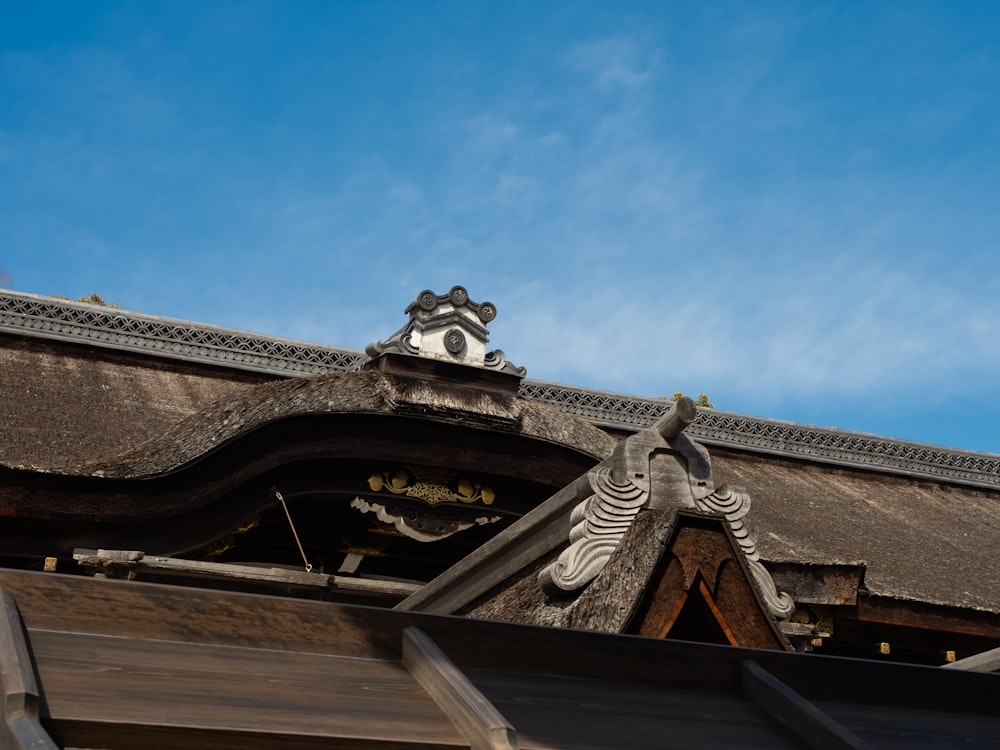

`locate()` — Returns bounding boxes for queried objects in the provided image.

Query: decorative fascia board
[0,289,364,376]
[3,289,999,489]
[518,383,1000,491]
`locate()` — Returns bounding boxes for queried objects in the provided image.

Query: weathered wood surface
[574,511,788,650]
[29,628,464,750]
[856,595,1000,639]
[2,569,998,710]
[396,475,592,614]
[74,549,422,598]
[567,507,673,633]
[815,699,1000,748]
[743,660,870,750]
[403,628,518,750]
[942,644,1000,672]
[0,588,59,750]
[3,569,1000,749]
[468,667,805,750]
[768,564,863,607]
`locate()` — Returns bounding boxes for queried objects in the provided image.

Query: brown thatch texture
[710,447,1000,614]
[1,335,271,471]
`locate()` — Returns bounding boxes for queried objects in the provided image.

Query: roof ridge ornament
[537,396,795,619]
[366,285,525,377]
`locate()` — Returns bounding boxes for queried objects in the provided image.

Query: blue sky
[3,2,1000,453]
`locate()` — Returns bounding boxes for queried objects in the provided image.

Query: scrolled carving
[367,466,496,506]
[749,559,796,618]
[483,348,526,376]
[538,467,648,596]
[350,497,500,542]
[697,484,792,617]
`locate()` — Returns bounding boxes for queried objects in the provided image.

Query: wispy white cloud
[564,35,660,93]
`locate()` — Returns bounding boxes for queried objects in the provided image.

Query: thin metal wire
[273,488,313,573]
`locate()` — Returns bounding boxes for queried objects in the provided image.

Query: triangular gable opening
[626,513,789,650]
[647,574,740,646]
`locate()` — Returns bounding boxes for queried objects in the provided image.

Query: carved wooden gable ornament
[538,397,795,621]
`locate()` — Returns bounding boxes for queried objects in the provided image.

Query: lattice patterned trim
[0,290,364,375]
[517,381,1000,489]
[2,290,999,488]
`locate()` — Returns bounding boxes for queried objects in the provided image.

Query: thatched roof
[712,447,1000,614]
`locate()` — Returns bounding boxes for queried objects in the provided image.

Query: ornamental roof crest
[366,285,525,377]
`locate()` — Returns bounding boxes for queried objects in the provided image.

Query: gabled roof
[398,401,795,635]
[466,509,792,651]
[3,288,999,489]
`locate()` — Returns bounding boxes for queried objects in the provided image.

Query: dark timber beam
[743,660,870,750]
[0,588,59,750]
[943,645,1000,672]
[402,627,518,750]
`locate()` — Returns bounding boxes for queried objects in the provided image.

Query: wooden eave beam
[942,645,1000,672]
[0,588,59,750]
[743,660,870,750]
[74,549,423,598]
[402,628,518,750]
[4,569,1000,719]
[855,594,1000,639]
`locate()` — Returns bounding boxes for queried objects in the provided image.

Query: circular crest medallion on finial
[444,328,466,354]
[449,286,469,306]
[477,301,497,323]
[417,290,438,311]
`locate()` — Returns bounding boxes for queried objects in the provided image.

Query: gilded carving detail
[367,466,495,506]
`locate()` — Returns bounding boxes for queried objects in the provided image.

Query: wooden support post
[742,660,870,750]
[402,627,518,750]
[0,588,59,750]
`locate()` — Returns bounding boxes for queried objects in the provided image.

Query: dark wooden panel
[4,569,1000,723]
[30,629,466,750]
[466,668,804,750]
[816,700,1000,749]
[743,661,869,750]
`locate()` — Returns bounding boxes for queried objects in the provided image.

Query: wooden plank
[942,644,1000,672]
[767,564,863,607]
[468,668,805,750]
[0,587,59,750]
[31,628,466,750]
[815,699,1000,747]
[742,660,870,750]
[856,594,1000,639]
[402,628,518,750]
[3,569,1000,719]
[74,549,422,598]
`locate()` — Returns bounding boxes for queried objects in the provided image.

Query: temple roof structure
[2,286,999,748]
[1,287,998,664]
